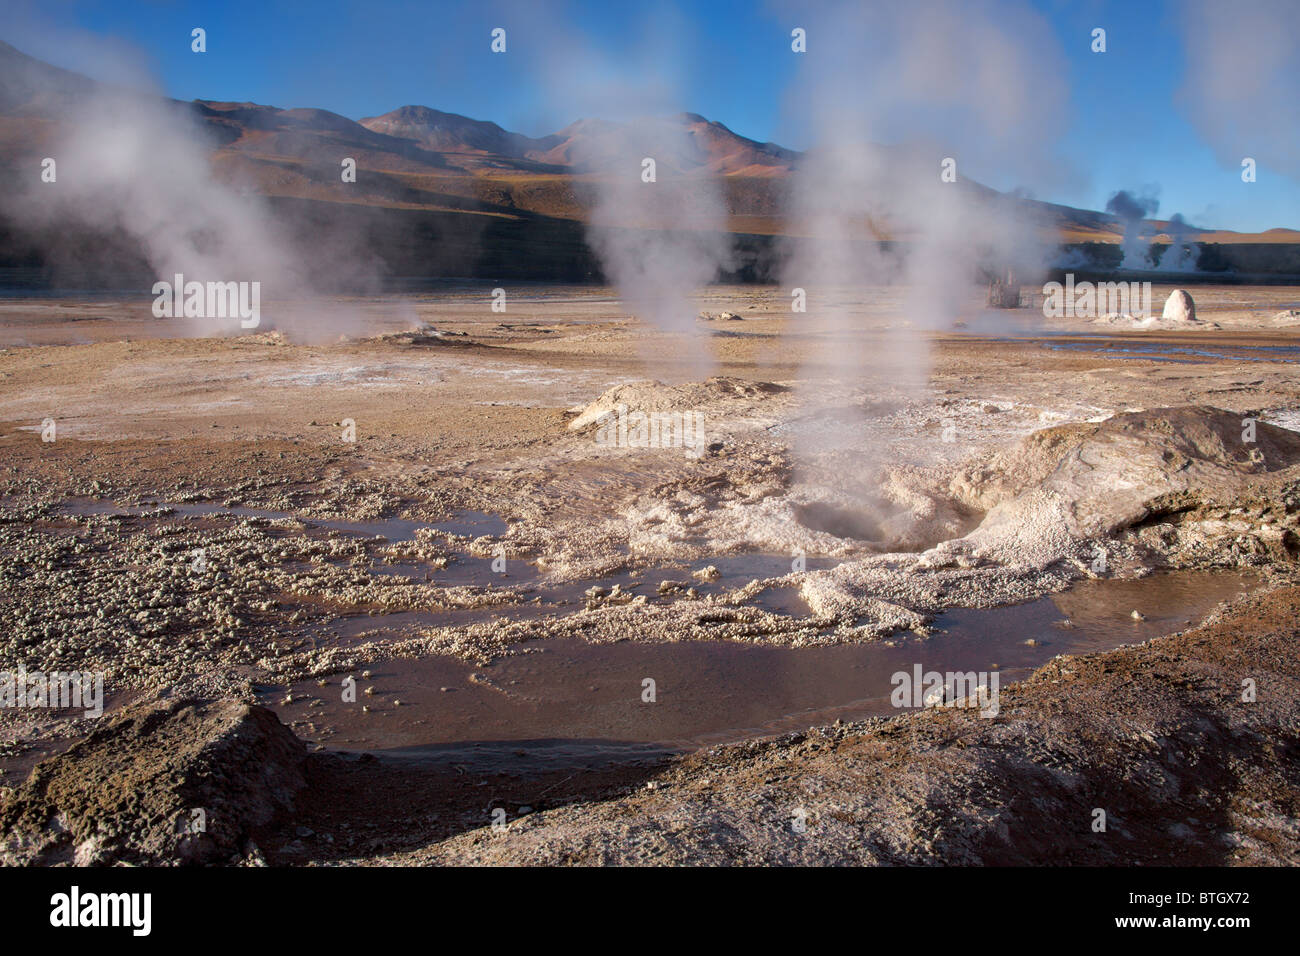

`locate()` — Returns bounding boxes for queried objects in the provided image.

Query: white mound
[1162,289,1197,323]
[568,376,787,430]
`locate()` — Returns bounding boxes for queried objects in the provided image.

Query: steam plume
[1105,189,1159,270]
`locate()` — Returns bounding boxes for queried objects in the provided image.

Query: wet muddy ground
[263,569,1255,758]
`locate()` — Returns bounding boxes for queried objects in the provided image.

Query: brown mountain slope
[1,37,1295,285]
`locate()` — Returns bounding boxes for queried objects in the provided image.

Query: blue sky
[6,0,1297,231]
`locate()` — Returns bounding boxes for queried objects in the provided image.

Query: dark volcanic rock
[0,698,305,865]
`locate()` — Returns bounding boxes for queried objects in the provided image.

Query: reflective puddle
[1045,342,1300,363]
[263,569,1256,766]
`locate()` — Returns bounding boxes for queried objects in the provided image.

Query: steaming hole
[793,502,882,541]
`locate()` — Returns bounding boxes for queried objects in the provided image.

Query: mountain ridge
[4,36,1300,243]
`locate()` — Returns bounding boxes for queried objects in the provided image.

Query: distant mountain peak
[359,105,559,159]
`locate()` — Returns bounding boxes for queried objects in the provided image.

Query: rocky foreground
[1,698,305,865]
[2,337,1299,864]
[2,571,1297,866]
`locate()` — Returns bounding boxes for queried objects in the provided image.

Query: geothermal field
[0,2,1298,898]
[2,282,1299,869]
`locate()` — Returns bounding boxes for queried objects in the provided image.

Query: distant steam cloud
[1177,0,1300,182]
[775,0,1074,402]
[1105,189,1160,223]
[1163,213,1201,272]
[0,33,389,340]
[52,92,301,334]
[577,121,731,362]
[1105,188,1160,269]
[1102,192,1202,272]
[0,34,302,335]
[503,2,731,379]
